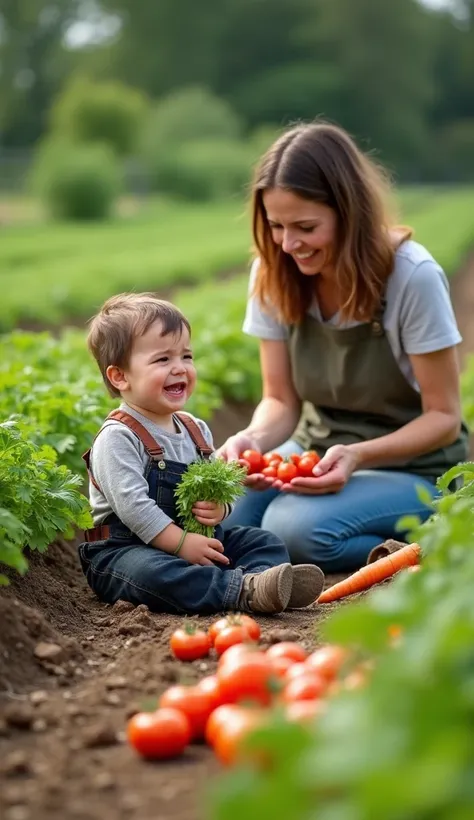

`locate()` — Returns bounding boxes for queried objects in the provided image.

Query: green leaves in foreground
[0,421,92,584]
[175,458,246,536]
[210,466,474,820]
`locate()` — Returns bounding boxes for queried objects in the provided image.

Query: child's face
[108,320,196,417]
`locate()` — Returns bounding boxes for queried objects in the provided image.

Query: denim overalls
[78,410,289,614]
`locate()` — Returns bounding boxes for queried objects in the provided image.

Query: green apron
[288,300,469,482]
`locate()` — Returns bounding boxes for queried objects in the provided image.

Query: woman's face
[263,188,338,277]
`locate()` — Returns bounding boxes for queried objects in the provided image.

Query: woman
[218,121,468,573]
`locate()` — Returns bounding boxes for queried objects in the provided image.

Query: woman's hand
[276,444,360,495]
[192,501,226,526]
[216,432,276,492]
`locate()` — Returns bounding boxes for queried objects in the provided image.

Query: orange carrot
[317,543,421,604]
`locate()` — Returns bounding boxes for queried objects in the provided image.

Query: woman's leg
[222,440,303,530]
[260,470,436,572]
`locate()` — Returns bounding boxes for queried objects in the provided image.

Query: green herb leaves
[175,458,246,537]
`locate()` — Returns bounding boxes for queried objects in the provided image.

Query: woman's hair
[251,121,412,324]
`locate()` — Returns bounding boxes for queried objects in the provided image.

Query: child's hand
[192,501,226,527]
[180,532,230,566]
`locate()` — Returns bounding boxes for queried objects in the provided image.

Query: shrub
[50,76,148,156]
[141,85,243,172]
[152,138,252,201]
[33,140,122,221]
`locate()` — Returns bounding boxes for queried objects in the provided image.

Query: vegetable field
[1,186,474,820]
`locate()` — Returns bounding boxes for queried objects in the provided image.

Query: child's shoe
[288,565,325,608]
[238,564,293,613]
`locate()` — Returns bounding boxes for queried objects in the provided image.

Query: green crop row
[211,461,474,820]
[0,186,473,331]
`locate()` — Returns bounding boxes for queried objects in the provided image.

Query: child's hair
[87,292,191,397]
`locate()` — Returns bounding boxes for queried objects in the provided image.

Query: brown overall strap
[107,410,165,459]
[175,412,213,459]
[82,410,165,493]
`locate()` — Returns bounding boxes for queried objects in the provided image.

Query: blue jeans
[78,525,289,615]
[222,440,437,573]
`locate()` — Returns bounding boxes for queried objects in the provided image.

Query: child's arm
[91,424,176,546]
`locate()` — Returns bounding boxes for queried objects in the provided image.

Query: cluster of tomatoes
[240,449,321,482]
[126,615,365,767]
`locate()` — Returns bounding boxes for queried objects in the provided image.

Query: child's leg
[79,539,284,615]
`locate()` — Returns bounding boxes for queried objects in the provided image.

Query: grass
[0,186,473,331]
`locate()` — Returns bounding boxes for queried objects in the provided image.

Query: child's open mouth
[164,382,186,398]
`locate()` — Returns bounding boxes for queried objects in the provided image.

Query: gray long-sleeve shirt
[88,403,220,543]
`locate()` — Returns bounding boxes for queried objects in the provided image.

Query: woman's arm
[348,346,461,468]
[245,339,302,452]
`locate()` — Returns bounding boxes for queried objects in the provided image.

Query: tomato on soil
[285,699,326,724]
[266,642,308,664]
[214,625,255,656]
[169,624,211,661]
[282,672,327,703]
[209,704,267,767]
[285,661,310,681]
[241,449,264,474]
[218,641,258,669]
[196,675,225,711]
[277,462,299,482]
[268,655,294,679]
[159,685,214,740]
[306,645,348,682]
[127,708,191,759]
[209,614,260,645]
[217,650,276,706]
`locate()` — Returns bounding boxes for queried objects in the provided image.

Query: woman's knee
[261,497,339,564]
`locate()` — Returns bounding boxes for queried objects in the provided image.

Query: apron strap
[175,412,213,459]
[371,296,387,337]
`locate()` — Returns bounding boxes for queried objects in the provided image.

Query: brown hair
[252,121,412,324]
[87,292,191,397]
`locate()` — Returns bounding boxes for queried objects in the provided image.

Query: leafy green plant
[0,421,92,584]
[175,459,246,537]
[33,140,122,222]
[210,463,474,820]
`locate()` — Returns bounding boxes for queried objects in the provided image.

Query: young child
[78,293,325,615]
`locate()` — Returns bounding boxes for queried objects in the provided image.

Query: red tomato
[218,641,257,669]
[239,459,251,474]
[127,708,191,759]
[208,614,260,645]
[297,456,319,477]
[214,625,253,656]
[170,625,211,662]
[282,672,327,703]
[268,655,294,679]
[217,651,275,706]
[306,645,348,682]
[289,453,301,466]
[196,675,225,710]
[241,449,264,474]
[285,662,310,681]
[285,699,325,724]
[277,462,299,482]
[214,710,266,767]
[266,642,308,664]
[159,685,214,740]
[205,704,241,747]
[262,465,278,478]
[262,452,283,466]
[301,450,320,462]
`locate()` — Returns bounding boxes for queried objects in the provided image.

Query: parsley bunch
[175,458,247,537]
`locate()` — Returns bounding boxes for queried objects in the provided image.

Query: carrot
[317,543,421,604]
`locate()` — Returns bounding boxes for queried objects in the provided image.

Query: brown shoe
[288,565,325,608]
[238,564,293,614]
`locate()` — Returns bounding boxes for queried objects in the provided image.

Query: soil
[1,251,473,820]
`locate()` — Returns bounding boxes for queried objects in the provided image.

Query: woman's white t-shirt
[243,240,462,392]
